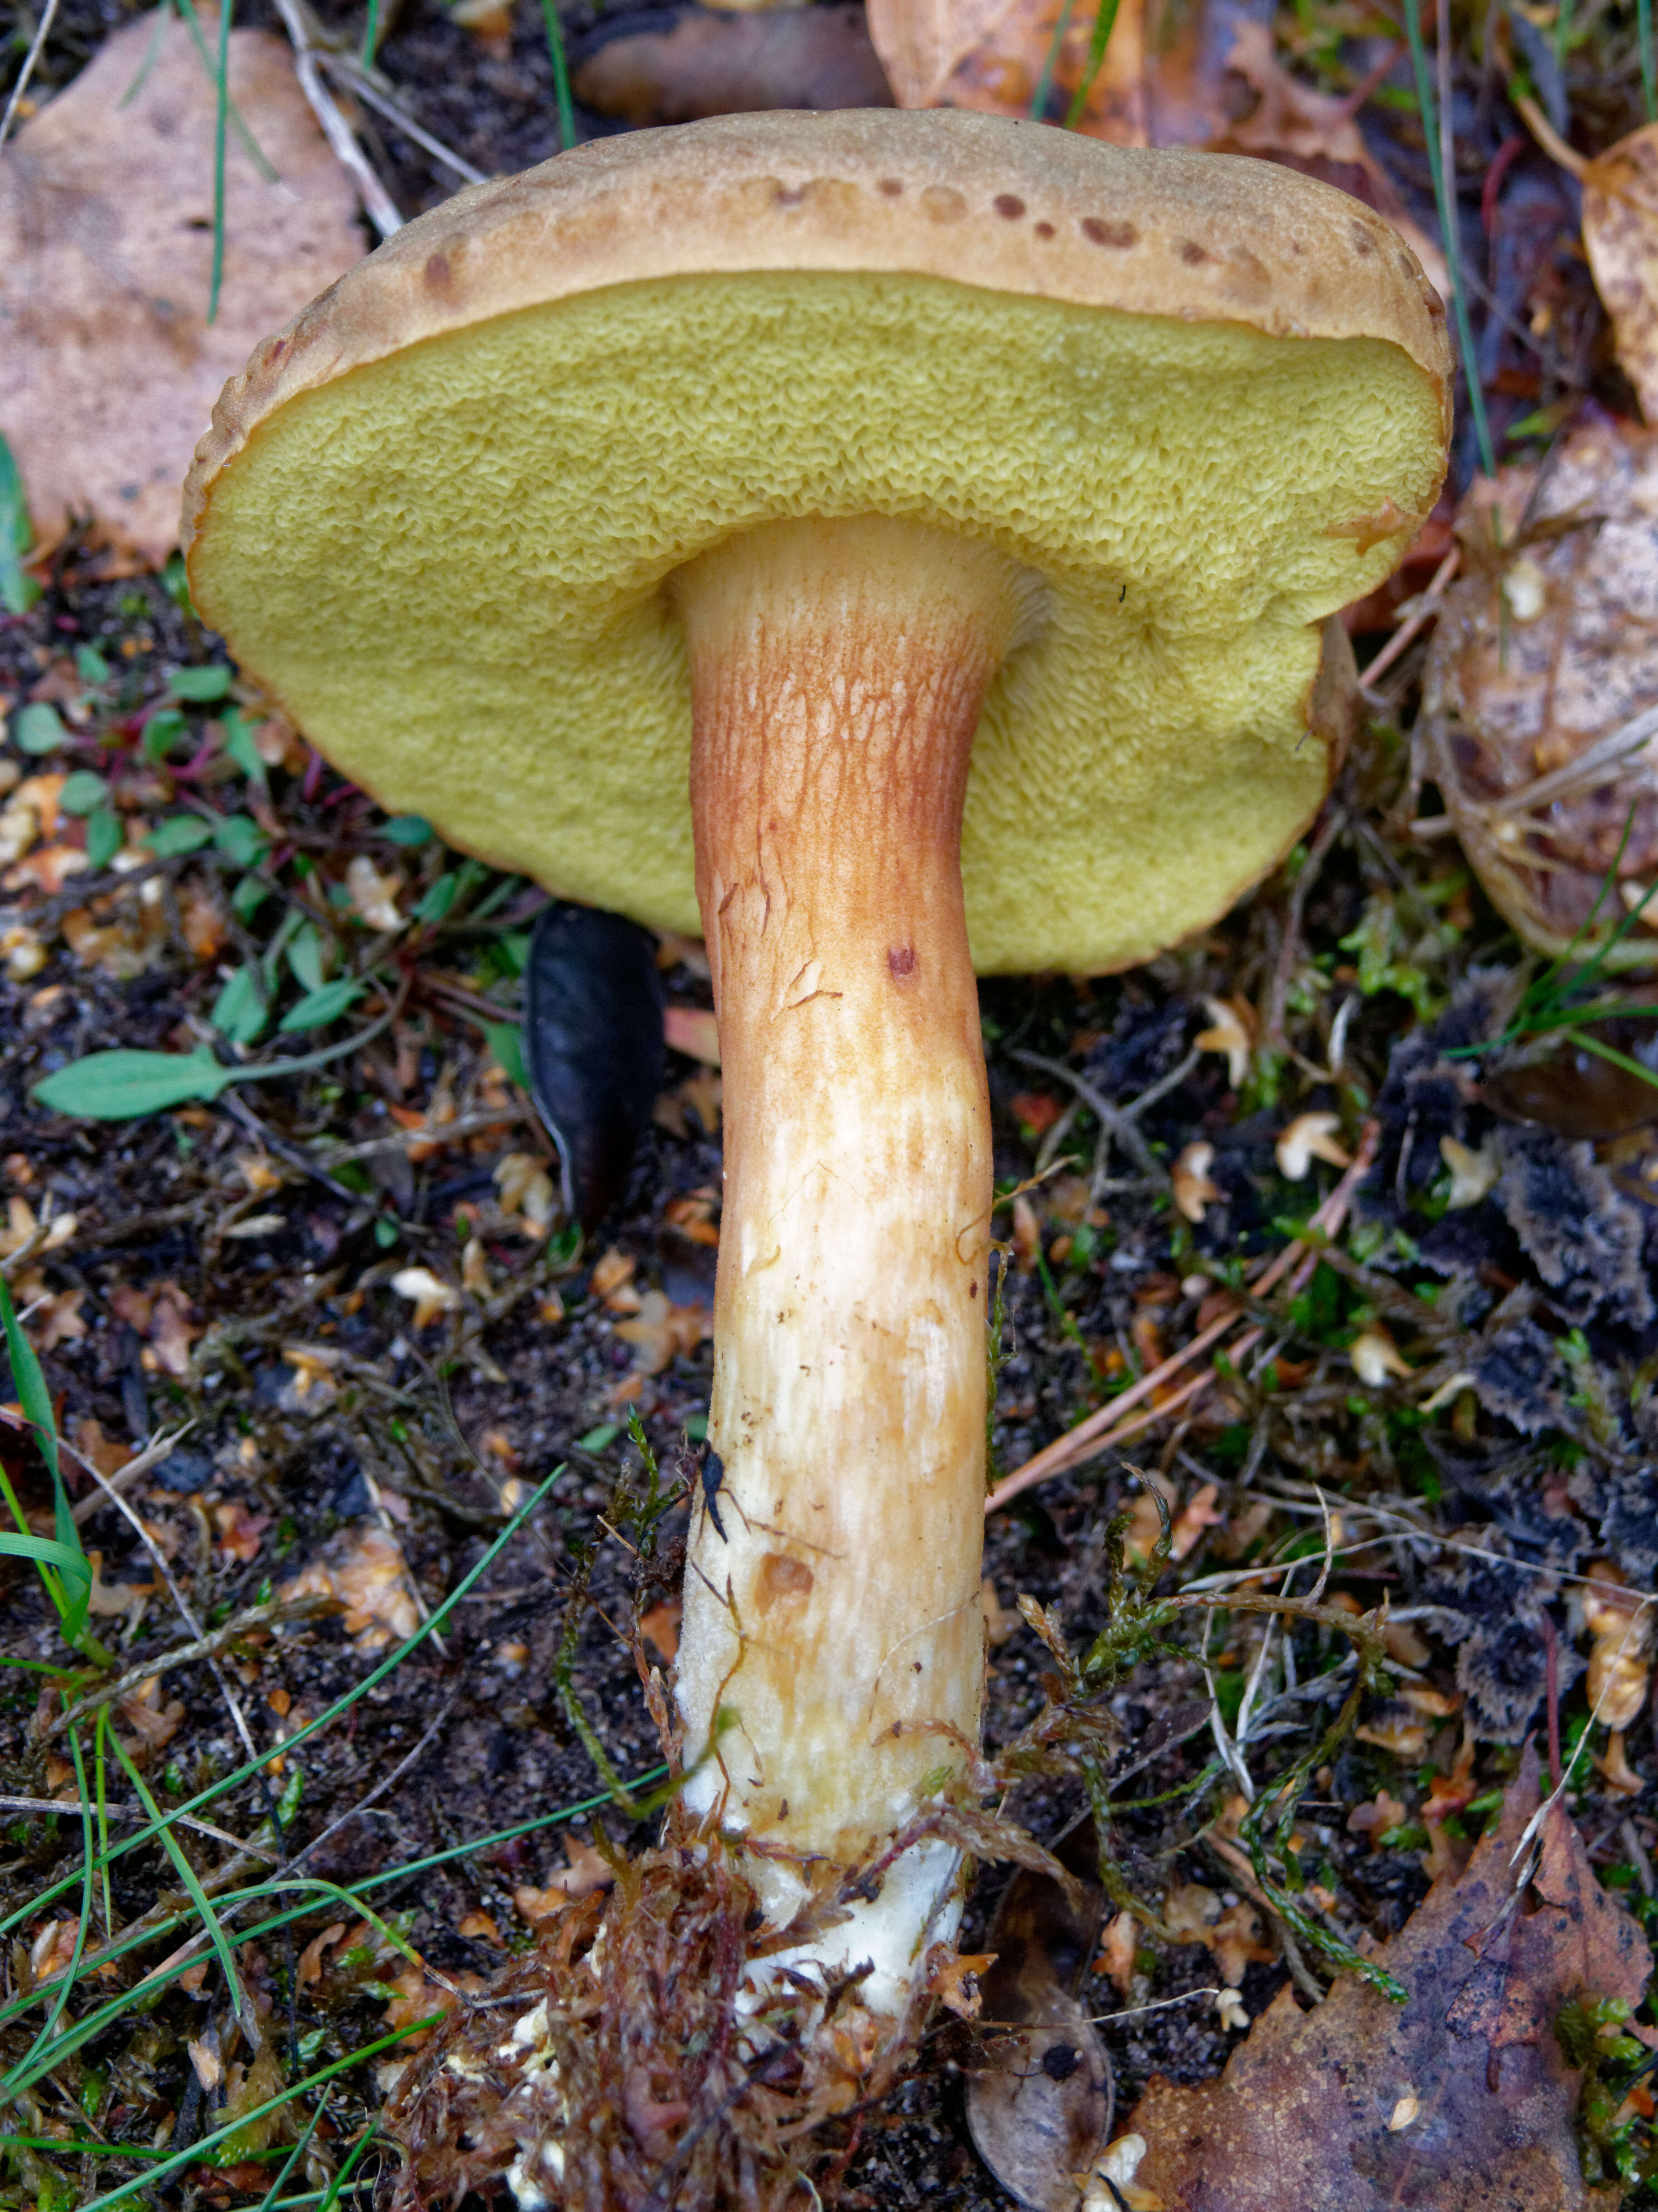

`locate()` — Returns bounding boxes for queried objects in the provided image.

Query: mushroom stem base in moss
[669,513,1031,2001]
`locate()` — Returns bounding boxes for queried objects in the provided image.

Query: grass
[0,1389,667,2210]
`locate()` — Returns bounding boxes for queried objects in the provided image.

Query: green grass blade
[361,0,380,64]
[171,0,279,178]
[539,0,576,150]
[251,2091,331,2212]
[105,1730,251,2037]
[0,1465,569,1938]
[1643,0,1657,117]
[208,0,232,323]
[1401,0,1494,475]
[74,2016,442,2212]
[0,1772,666,2059]
[1562,1029,1658,1091]
[1030,0,1078,117]
[0,1272,90,1645]
[1064,0,1122,127]
[5,1720,95,2087]
[318,2122,380,2212]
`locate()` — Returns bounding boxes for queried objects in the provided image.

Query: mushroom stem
[671,514,1026,2002]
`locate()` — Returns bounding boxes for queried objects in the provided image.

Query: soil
[3,6,1658,2209]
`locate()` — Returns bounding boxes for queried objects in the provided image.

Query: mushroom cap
[184,109,1450,974]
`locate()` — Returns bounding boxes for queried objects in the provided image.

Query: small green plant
[0,1276,105,1662]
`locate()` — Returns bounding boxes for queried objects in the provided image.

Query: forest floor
[4,1,1658,2207]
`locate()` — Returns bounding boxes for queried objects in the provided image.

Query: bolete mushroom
[184,105,1449,2167]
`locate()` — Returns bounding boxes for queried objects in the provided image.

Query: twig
[0,0,61,147]
[1358,546,1461,691]
[45,1593,338,1738]
[315,50,487,184]
[270,0,403,236]
[1512,88,1589,179]
[1010,1046,1196,1187]
[986,1124,1379,1511]
[1263,806,1347,1050]
[59,1446,268,1781]
[70,1422,200,1526]
[0,1795,280,1862]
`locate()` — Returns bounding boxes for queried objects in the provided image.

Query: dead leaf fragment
[1275,1111,1350,1180]
[1424,415,1658,966]
[514,1836,615,1918]
[1583,123,1658,423]
[391,1266,462,1330]
[1172,1141,1220,1224]
[968,1825,1112,2212]
[1129,1747,1650,2211]
[280,1526,420,1650]
[0,9,364,566]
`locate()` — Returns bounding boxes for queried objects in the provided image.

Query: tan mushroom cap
[184,108,1451,973]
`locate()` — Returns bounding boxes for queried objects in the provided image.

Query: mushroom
[184,107,1449,2150]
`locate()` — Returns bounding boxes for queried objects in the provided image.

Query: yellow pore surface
[194,268,1444,973]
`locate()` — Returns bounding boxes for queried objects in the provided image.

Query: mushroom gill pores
[184,106,1450,2185]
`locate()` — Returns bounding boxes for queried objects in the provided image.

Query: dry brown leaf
[612,1289,713,1374]
[1424,415,1658,966]
[869,0,1150,140]
[1129,1747,1650,2211]
[639,1598,681,1661]
[281,1526,420,1649]
[118,1675,185,1753]
[1584,124,1658,422]
[663,1006,721,1066]
[0,7,363,567]
[84,1550,155,1616]
[514,1836,616,1920]
[967,1831,1112,2212]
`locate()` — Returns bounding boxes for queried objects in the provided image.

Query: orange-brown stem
[670,516,1026,1936]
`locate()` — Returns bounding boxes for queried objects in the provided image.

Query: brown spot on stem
[755,1553,814,1611]
[424,252,451,290]
[888,943,916,979]
[1179,239,1210,265]
[993,193,1025,219]
[877,176,904,196]
[921,185,966,223]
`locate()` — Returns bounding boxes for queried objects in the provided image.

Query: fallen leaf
[29,1917,80,1983]
[1172,1141,1221,1224]
[1583,123,1658,423]
[458,1910,502,1944]
[1094,1910,1138,1994]
[0,8,363,566]
[514,1836,615,1918]
[74,1417,135,1479]
[612,1289,713,1374]
[493,1151,555,1231]
[117,1676,185,1754]
[1196,994,1254,1088]
[1276,1111,1350,1179]
[84,1550,156,1616]
[663,1005,720,1066]
[1440,1134,1500,1209]
[213,1499,270,1564]
[1010,1193,1042,1274]
[868,0,1152,140]
[639,1599,681,1661]
[932,1949,998,2021]
[589,1246,638,1305]
[1129,1747,1651,2211]
[573,3,891,125]
[281,1526,421,1650]
[967,1822,1112,2212]
[1423,415,1658,966]
[390,1266,463,1330]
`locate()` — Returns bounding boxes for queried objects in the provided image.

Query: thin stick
[1358,545,1461,689]
[69,1450,266,1777]
[0,1794,280,1861]
[986,1125,1378,1511]
[69,1422,199,1526]
[0,0,61,147]
[271,0,402,236]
